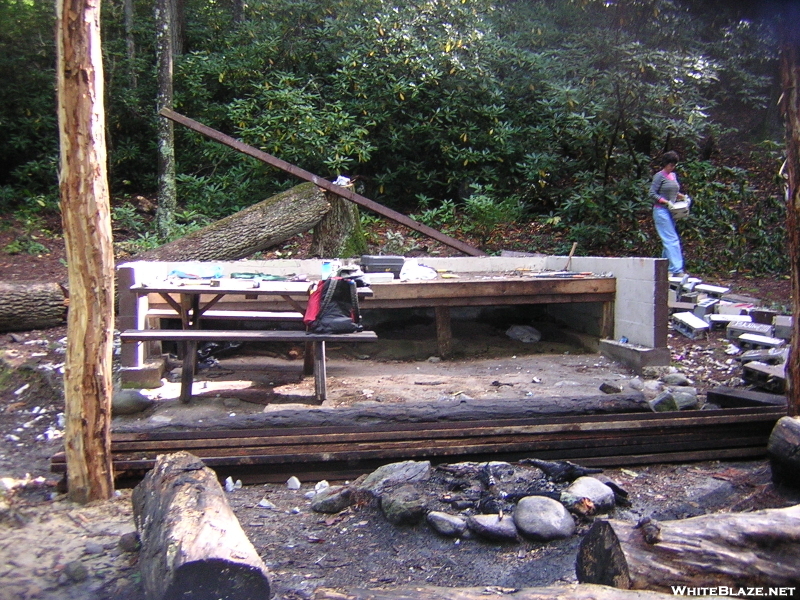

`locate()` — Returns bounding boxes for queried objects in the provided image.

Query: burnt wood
[51,407,784,484]
[707,386,787,408]
[577,505,800,592]
[768,416,800,488]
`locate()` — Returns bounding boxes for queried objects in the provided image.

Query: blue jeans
[653,205,684,274]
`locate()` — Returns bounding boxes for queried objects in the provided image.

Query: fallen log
[131,451,270,600]
[133,181,330,262]
[312,583,729,599]
[769,416,800,488]
[576,504,800,592]
[311,184,368,258]
[0,282,67,332]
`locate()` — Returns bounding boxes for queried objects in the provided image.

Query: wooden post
[435,306,452,358]
[56,0,115,502]
[780,9,800,418]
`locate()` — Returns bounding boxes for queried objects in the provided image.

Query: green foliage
[3,235,49,256]
[0,0,788,275]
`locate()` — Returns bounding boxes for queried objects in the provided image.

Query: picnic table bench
[120,329,378,403]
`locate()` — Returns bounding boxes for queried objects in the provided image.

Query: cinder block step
[742,361,786,394]
[726,321,774,340]
[738,347,788,365]
[737,333,785,350]
[708,314,751,330]
[671,312,710,339]
[773,315,793,340]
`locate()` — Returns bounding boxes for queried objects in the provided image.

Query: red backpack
[303,277,362,334]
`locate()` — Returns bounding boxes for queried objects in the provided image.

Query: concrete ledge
[120,359,165,389]
[599,339,670,375]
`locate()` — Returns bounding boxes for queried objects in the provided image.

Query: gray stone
[565,477,615,511]
[599,381,623,394]
[380,485,427,525]
[627,377,645,391]
[310,486,354,514]
[670,385,698,396]
[673,392,699,410]
[112,390,153,415]
[649,391,678,412]
[357,460,431,497]
[426,511,467,537]
[686,477,736,509]
[84,541,104,555]
[64,560,89,582]
[118,532,140,553]
[467,514,519,542]
[662,373,691,386]
[222,397,242,408]
[642,379,664,400]
[513,496,574,541]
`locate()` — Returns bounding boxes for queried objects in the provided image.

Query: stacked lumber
[51,407,784,483]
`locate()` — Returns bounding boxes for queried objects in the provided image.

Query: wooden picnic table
[128,278,373,402]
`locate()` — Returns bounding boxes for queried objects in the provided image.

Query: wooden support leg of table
[179,340,196,404]
[435,306,452,359]
[601,300,615,340]
[313,340,326,402]
[303,341,314,376]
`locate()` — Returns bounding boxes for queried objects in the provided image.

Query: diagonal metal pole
[160,108,486,257]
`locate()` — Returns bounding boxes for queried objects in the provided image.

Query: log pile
[576,505,800,592]
[131,451,271,600]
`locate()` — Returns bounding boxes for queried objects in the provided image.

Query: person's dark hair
[661,151,680,167]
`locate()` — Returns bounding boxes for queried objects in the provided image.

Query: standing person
[650,151,687,277]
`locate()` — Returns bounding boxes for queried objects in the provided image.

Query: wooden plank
[160,108,486,257]
[147,309,305,321]
[368,278,615,301]
[120,329,378,343]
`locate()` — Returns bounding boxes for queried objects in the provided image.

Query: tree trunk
[155,0,176,240]
[312,584,711,600]
[311,187,368,258]
[131,451,271,600]
[780,6,800,418]
[134,182,330,262]
[0,282,67,332]
[576,505,800,592]
[124,0,136,89]
[56,0,115,503]
[769,416,800,488]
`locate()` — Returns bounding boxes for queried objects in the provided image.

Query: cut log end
[575,520,631,589]
[168,559,272,600]
[768,416,800,488]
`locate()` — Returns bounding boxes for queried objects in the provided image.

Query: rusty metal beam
[160,108,486,257]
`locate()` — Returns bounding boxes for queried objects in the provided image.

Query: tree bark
[155,0,176,240]
[56,0,115,503]
[311,187,368,258]
[134,182,330,262]
[124,0,136,89]
[131,451,271,600]
[780,6,800,418]
[0,282,67,332]
[576,505,800,592]
[312,584,716,600]
[769,416,800,488]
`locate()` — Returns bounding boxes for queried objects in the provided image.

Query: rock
[673,391,699,410]
[112,390,153,415]
[286,476,301,490]
[642,366,670,379]
[662,373,691,386]
[559,492,596,517]
[506,325,542,343]
[599,381,623,394]
[627,377,644,391]
[649,391,678,412]
[310,486,354,514]
[686,477,736,510]
[357,460,431,497]
[642,379,664,399]
[64,560,89,582]
[380,485,427,525]
[467,513,519,542]
[84,541,104,555]
[565,477,616,511]
[426,511,467,537]
[258,498,277,510]
[222,397,241,408]
[118,531,140,553]
[513,496,575,541]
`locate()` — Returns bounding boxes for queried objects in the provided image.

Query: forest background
[0,0,792,275]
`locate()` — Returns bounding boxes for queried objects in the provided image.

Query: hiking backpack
[303,276,363,334]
